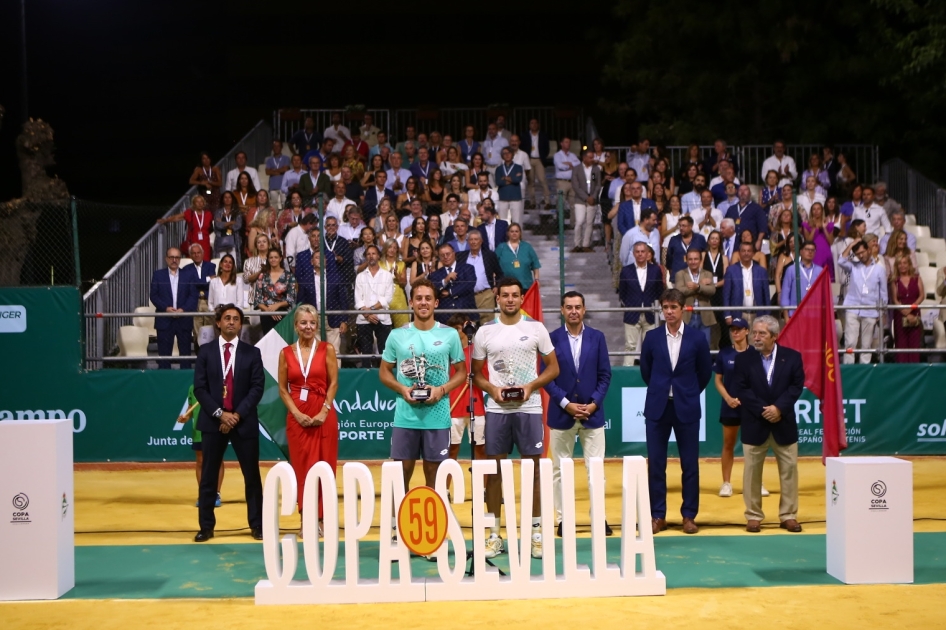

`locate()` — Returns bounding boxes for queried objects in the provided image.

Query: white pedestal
[825,456,913,584]
[0,420,75,600]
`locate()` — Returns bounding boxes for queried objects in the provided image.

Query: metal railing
[84,302,946,364]
[81,120,273,369]
[273,106,585,149]
[604,144,879,188]
[881,158,946,239]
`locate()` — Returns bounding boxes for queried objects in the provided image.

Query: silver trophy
[493,352,524,401]
[399,345,444,401]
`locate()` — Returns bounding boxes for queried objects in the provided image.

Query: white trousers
[498,200,524,225]
[843,312,878,364]
[550,424,606,524]
[624,320,655,366]
[573,203,598,248]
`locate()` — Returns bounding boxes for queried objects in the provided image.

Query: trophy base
[501,387,525,401]
[410,387,432,401]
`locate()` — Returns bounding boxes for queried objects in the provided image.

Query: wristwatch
[213,408,223,419]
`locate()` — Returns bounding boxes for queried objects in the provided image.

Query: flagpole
[557,190,565,327]
[793,189,801,307]
[319,195,327,342]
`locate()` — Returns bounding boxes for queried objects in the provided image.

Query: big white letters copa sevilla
[255,457,665,605]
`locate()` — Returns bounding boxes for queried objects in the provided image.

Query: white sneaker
[484,534,505,559]
[761,485,771,497]
[719,482,733,497]
[531,532,543,559]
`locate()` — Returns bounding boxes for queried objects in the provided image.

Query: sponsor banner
[0,305,27,333]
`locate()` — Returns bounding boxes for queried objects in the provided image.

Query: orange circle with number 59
[397,486,448,556]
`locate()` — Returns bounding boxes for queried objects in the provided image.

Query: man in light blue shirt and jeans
[838,239,887,364]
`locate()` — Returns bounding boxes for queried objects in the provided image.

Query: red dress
[892,276,921,363]
[283,342,339,516]
[181,208,213,254]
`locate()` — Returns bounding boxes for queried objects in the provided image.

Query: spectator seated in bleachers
[225,150,261,192]
[879,210,916,252]
[883,229,918,279]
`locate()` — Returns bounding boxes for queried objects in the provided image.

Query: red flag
[520,282,552,456]
[778,268,847,463]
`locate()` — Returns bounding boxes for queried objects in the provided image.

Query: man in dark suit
[616,181,658,237]
[181,243,217,346]
[428,243,476,323]
[477,204,508,251]
[456,230,501,323]
[362,171,396,223]
[521,118,551,209]
[295,227,349,354]
[723,241,771,325]
[618,241,664,366]
[192,304,265,542]
[640,288,713,535]
[725,185,769,251]
[542,291,613,536]
[665,216,707,279]
[730,315,805,533]
[150,247,196,369]
[298,155,333,205]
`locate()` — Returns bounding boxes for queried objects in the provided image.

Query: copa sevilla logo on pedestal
[11,492,31,524]
[255,457,665,605]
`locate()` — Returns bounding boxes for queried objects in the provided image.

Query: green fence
[2,287,943,462]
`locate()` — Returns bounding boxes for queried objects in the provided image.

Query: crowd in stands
[152,114,942,366]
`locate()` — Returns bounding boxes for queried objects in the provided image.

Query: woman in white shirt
[208,254,247,311]
[439,146,469,181]
[797,175,826,220]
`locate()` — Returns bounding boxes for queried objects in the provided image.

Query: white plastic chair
[905,214,917,225]
[133,306,157,337]
[118,326,150,357]
[915,251,930,269]
[179,257,194,268]
[914,225,931,239]
[919,267,938,298]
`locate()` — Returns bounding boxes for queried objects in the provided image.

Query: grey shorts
[484,412,545,457]
[390,427,451,462]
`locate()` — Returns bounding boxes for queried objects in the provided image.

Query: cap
[730,317,749,329]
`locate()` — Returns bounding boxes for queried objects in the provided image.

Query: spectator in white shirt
[481,123,509,171]
[360,113,380,147]
[852,186,892,238]
[797,175,827,218]
[760,140,798,187]
[323,113,351,147]
[285,214,318,269]
[354,245,394,366]
[690,190,724,237]
[326,181,355,223]
[626,139,651,183]
[338,206,366,245]
[554,137,581,210]
[508,134,532,201]
[468,172,498,210]
[494,114,512,141]
[225,151,261,192]
[681,173,708,214]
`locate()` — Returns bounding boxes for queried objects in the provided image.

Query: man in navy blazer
[723,241,771,324]
[542,291,613,535]
[730,315,805,533]
[192,304,265,542]
[362,171,396,222]
[477,204,508,251]
[428,243,477,323]
[616,182,658,236]
[150,247,197,369]
[640,288,712,535]
[724,185,769,250]
[180,243,217,346]
[619,241,665,366]
[295,227,349,353]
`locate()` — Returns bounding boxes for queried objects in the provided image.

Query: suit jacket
[295,247,350,329]
[722,262,770,319]
[477,220,509,251]
[150,268,196,329]
[362,185,396,222]
[298,170,332,203]
[674,268,717,326]
[181,261,217,299]
[724,202,769,241]
[456,248,502,289]
[193,339,265,439]
[619,262,664,325]
[428,261,477,323]
[519,130,551,164]
[730,344,805,446]
[617,198,658,236]
[570,164,604,205]
[542,325,612,430]
[640,323,712,424]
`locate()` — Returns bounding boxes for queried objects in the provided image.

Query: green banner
[2,288,945,461]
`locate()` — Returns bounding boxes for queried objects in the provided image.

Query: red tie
[223,343,234,410]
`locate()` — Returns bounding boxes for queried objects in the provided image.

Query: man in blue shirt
[725,185,769,252]
[838,239,887,364]
[780,241,823,317]
[496,147,524,225]
[264,140,289,210]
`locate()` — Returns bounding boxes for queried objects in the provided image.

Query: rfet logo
[0,305,27,333]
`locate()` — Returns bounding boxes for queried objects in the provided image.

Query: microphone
[462,320,478,338]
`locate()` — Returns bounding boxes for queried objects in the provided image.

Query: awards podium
[0,420,75,600]
[825,456,913,584]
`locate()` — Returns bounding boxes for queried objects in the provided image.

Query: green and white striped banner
[255,313,298,459]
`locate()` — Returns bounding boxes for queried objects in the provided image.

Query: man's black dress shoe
[194,530,214,543]
[250,528,264,540]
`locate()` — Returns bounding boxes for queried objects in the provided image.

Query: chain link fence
[0,199,79,287]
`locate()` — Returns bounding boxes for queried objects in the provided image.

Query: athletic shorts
[390,427,451,462]
[191,441,202,452]
[719,413,741,427]
[450,415,486,446]
[484,411,544,457]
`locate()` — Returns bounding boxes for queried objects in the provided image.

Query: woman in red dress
[156,193,213,253]
[277,304,339,535]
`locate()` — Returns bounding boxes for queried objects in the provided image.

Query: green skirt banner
[1,287,945,462]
